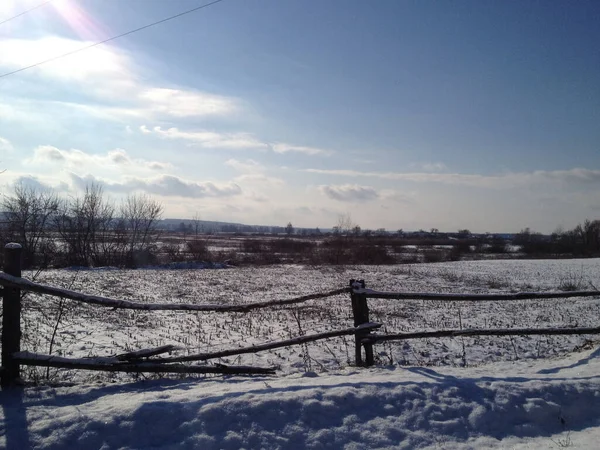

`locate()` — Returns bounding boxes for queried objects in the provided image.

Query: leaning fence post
[350,279,374,367]
[2,243,23,388]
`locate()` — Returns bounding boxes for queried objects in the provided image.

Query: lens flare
[51,0,108,40]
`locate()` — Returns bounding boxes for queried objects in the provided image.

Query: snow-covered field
[3,258,600,448]
[18,258,600,383]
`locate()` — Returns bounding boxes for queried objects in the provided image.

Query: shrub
[268,239,316,254]
[422,249,447,263]
[351,243,396,264]
[241,239,264,253]
[186,239,211,260]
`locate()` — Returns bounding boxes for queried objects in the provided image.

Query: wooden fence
[1,242,600,387]
[349,280,600,366]
[0,244,378,387]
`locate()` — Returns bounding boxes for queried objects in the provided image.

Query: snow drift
[1,345,600,449]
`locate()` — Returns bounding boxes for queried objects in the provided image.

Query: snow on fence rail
[350,279,600,366]
[0,271,348,312]
[12,351,276,375]
[2,242,600,387]
[353,287,600,301]
[0,244,356,387]
[364,326,600,343]
[148,323,382,364]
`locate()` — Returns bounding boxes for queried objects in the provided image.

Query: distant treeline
[515,222,600,256]
[1,183,599,269]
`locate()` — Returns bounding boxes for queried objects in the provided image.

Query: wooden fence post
[350,279,374,367]
[2,243,22,388]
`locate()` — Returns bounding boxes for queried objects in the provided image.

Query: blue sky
[0,0,598,233]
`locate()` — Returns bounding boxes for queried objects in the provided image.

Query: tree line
[2,184,163,269]
[515,221,600,256]
[3,183,599,269]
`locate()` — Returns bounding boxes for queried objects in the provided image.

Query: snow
[3,259,600,447]
[16,259,600,378]
[2,345,600,449]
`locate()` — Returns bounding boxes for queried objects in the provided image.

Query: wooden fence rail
[12,352,276,375]
[0,244,361,387]
[149,323,382,364]
[364,326,600,343]
[353,287,600,301]
[351,279,600,366]
[2,242,600,386]
[0,271,348,312]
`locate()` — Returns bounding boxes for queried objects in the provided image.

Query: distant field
[21,258,600,382]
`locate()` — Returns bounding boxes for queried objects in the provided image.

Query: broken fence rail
[12,351,276,375]
[9,325,383,375]
[150,323,383,363]
[0,272,348,312]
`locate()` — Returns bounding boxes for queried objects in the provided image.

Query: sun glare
[51,0,108,40]
[1,0,107,39]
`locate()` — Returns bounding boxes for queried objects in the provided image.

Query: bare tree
[3,184,59,268]
[191,212,203,236]
[583,219,600,252]
[55,184,114,267]
[336,213,356,235]
[285,222,294,236]
[120,194,163,267]
[323,213,361,264]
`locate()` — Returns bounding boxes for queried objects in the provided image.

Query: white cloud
[538,168,600,183]
[410,162,447,172]
[0,37,132,85]
[234,174,285,186]
[28,146,172,172]
[138,88,238,118]
[319,184,379,202]
[380,189,416,204]
[224,159,285,194]
[11,175,69,192]
[146,162,172,171]
[149,126,266,150]
[0,137,14,152]
[0,36,240,121]
[108,149,130,165]
[271,143,332,156]
[305,168,600,189]
[69,173,242,198]
[142,125,332,156]
[225,159,265,173]
[2,172,72,193]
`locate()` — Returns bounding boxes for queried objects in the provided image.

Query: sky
[0,0,599,233]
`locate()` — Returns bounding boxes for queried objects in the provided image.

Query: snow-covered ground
[18,258,600,382]
[1,344,600,449]
[2,258,600,448]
